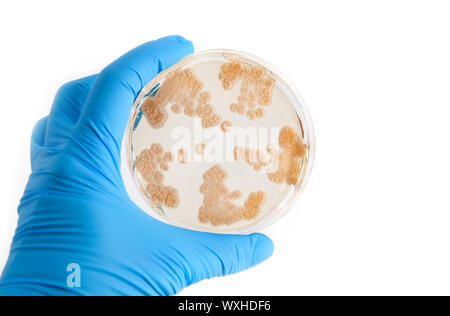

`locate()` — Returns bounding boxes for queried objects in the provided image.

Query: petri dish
[121,50,315,234]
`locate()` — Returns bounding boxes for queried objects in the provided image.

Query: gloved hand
[0,35,273,296]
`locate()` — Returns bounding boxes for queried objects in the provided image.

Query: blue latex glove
[0,36,273,296]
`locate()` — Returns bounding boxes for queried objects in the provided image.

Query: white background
[1,0,449,295]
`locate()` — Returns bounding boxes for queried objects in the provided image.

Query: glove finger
[44,75,97,146]
[73,35,194,165]
[30,116,48,170]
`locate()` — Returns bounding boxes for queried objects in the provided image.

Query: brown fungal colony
[234,146,273,173]
[195,143,206,155]
[198,165,267,226]
[220,120,232,132]
[268,126,306,185]
[218,60,275,120]
[177,148,188,164]
[234,126,306,186]
[135,144,179,208]
[141,69,224,129]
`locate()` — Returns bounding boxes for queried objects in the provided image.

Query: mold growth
[135,144,180,208]
[218,60,275,120]
[220,120,232,132]
[177,148,188,164]
[141,69,223,129]
[268,126,306,185]
[234,126,307,185]
[198,165,267,226]
[195,143,206,155]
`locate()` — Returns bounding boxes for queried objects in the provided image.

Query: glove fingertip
[172,35,194,49]
[250,233,274,266]
[158,35,194,56]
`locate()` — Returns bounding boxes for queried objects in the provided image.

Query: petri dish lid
[121,50,315,234]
